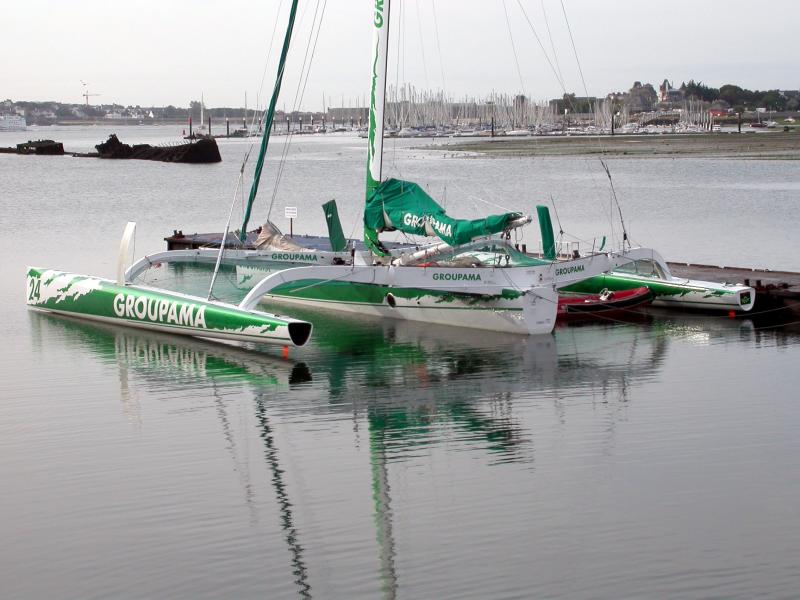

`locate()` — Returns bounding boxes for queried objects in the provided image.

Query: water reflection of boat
[30,298,769,597]
[283,307,670,419]
[27,311,311,393]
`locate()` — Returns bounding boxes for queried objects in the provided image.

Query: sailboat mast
[365,0,391,200]
[238,0,300,241]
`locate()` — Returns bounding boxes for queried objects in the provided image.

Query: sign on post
[285,206,298,237]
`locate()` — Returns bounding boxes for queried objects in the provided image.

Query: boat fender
[385,293,397,308]
[599,288,614,301]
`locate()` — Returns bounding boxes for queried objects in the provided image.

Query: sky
[3,0,797,110]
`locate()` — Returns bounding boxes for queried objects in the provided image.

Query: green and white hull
[26,267,312,346]
[562,253,755,312]
[235,263,560,335]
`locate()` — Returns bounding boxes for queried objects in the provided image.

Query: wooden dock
[163,230,800,315]
[668,262,800,313]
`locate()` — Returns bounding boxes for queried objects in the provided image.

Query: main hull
[237,265,559,335]
[26,267,312,346]
[260,284,536,334]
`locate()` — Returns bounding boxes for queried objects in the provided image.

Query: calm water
[2,126,800,599]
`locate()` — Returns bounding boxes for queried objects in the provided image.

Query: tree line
[682,80,798,112]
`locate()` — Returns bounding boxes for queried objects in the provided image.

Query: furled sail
[364,178,522,252]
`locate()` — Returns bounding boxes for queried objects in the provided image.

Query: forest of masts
[384,84,557,129]
[379,84,718,130]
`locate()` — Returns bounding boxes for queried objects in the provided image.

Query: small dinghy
[557,287,653,321]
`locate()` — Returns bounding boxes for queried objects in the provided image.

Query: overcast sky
[3,0,797,110]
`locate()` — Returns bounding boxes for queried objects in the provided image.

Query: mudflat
[439,131,800,159]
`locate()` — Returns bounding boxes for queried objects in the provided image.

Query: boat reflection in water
[28,307,766,598]
[28,311,311,394]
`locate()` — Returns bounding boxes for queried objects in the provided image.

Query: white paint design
[31,270,103,306]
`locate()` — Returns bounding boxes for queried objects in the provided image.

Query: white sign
[284,206,298,219]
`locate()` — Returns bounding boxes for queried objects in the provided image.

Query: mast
[238,0,300,242]
[365,0,391,200]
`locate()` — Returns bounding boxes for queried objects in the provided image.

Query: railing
[531,240,582,259]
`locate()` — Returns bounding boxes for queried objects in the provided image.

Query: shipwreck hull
[95,134,221,163]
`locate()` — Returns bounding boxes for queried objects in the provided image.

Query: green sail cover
[364,178,522,251]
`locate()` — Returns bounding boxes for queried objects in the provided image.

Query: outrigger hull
[26,267,312,346]
[564,272,754,312]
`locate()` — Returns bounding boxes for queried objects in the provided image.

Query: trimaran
[32,0,753,341]
[123,0,702,335]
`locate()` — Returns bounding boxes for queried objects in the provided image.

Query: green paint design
[564,273,733,298]
[269,279,522,306]
[366,27,382,198]
[27,268,288,338]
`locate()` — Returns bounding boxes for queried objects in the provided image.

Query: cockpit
[406,240,547,268]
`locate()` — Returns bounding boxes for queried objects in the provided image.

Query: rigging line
[271,0,327,190]
[540,0,564,86]
[249,0,286,132]
[429,0,448,94]
[465,191,515,214]
[267,0,327,221]
[580,154,617,249]
[563,299,800,328]
[445,180,514,213]
[229,1,287,229]
[281,0,323,133]
[558,0,609,162]
[559,0,590,100]
[390,0,403,171]
[514,0,566,95]
[502,0,527,97]
[238,0,302,240]
[414,0,430,91]
[347,211,362,245]
[599,159,630,249]
[208,168,247,300]
[644,301,800,320]
[401,0,406,88]
[549,194,565,236]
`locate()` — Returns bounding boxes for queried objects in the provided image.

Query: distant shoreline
[436,132,800,160]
